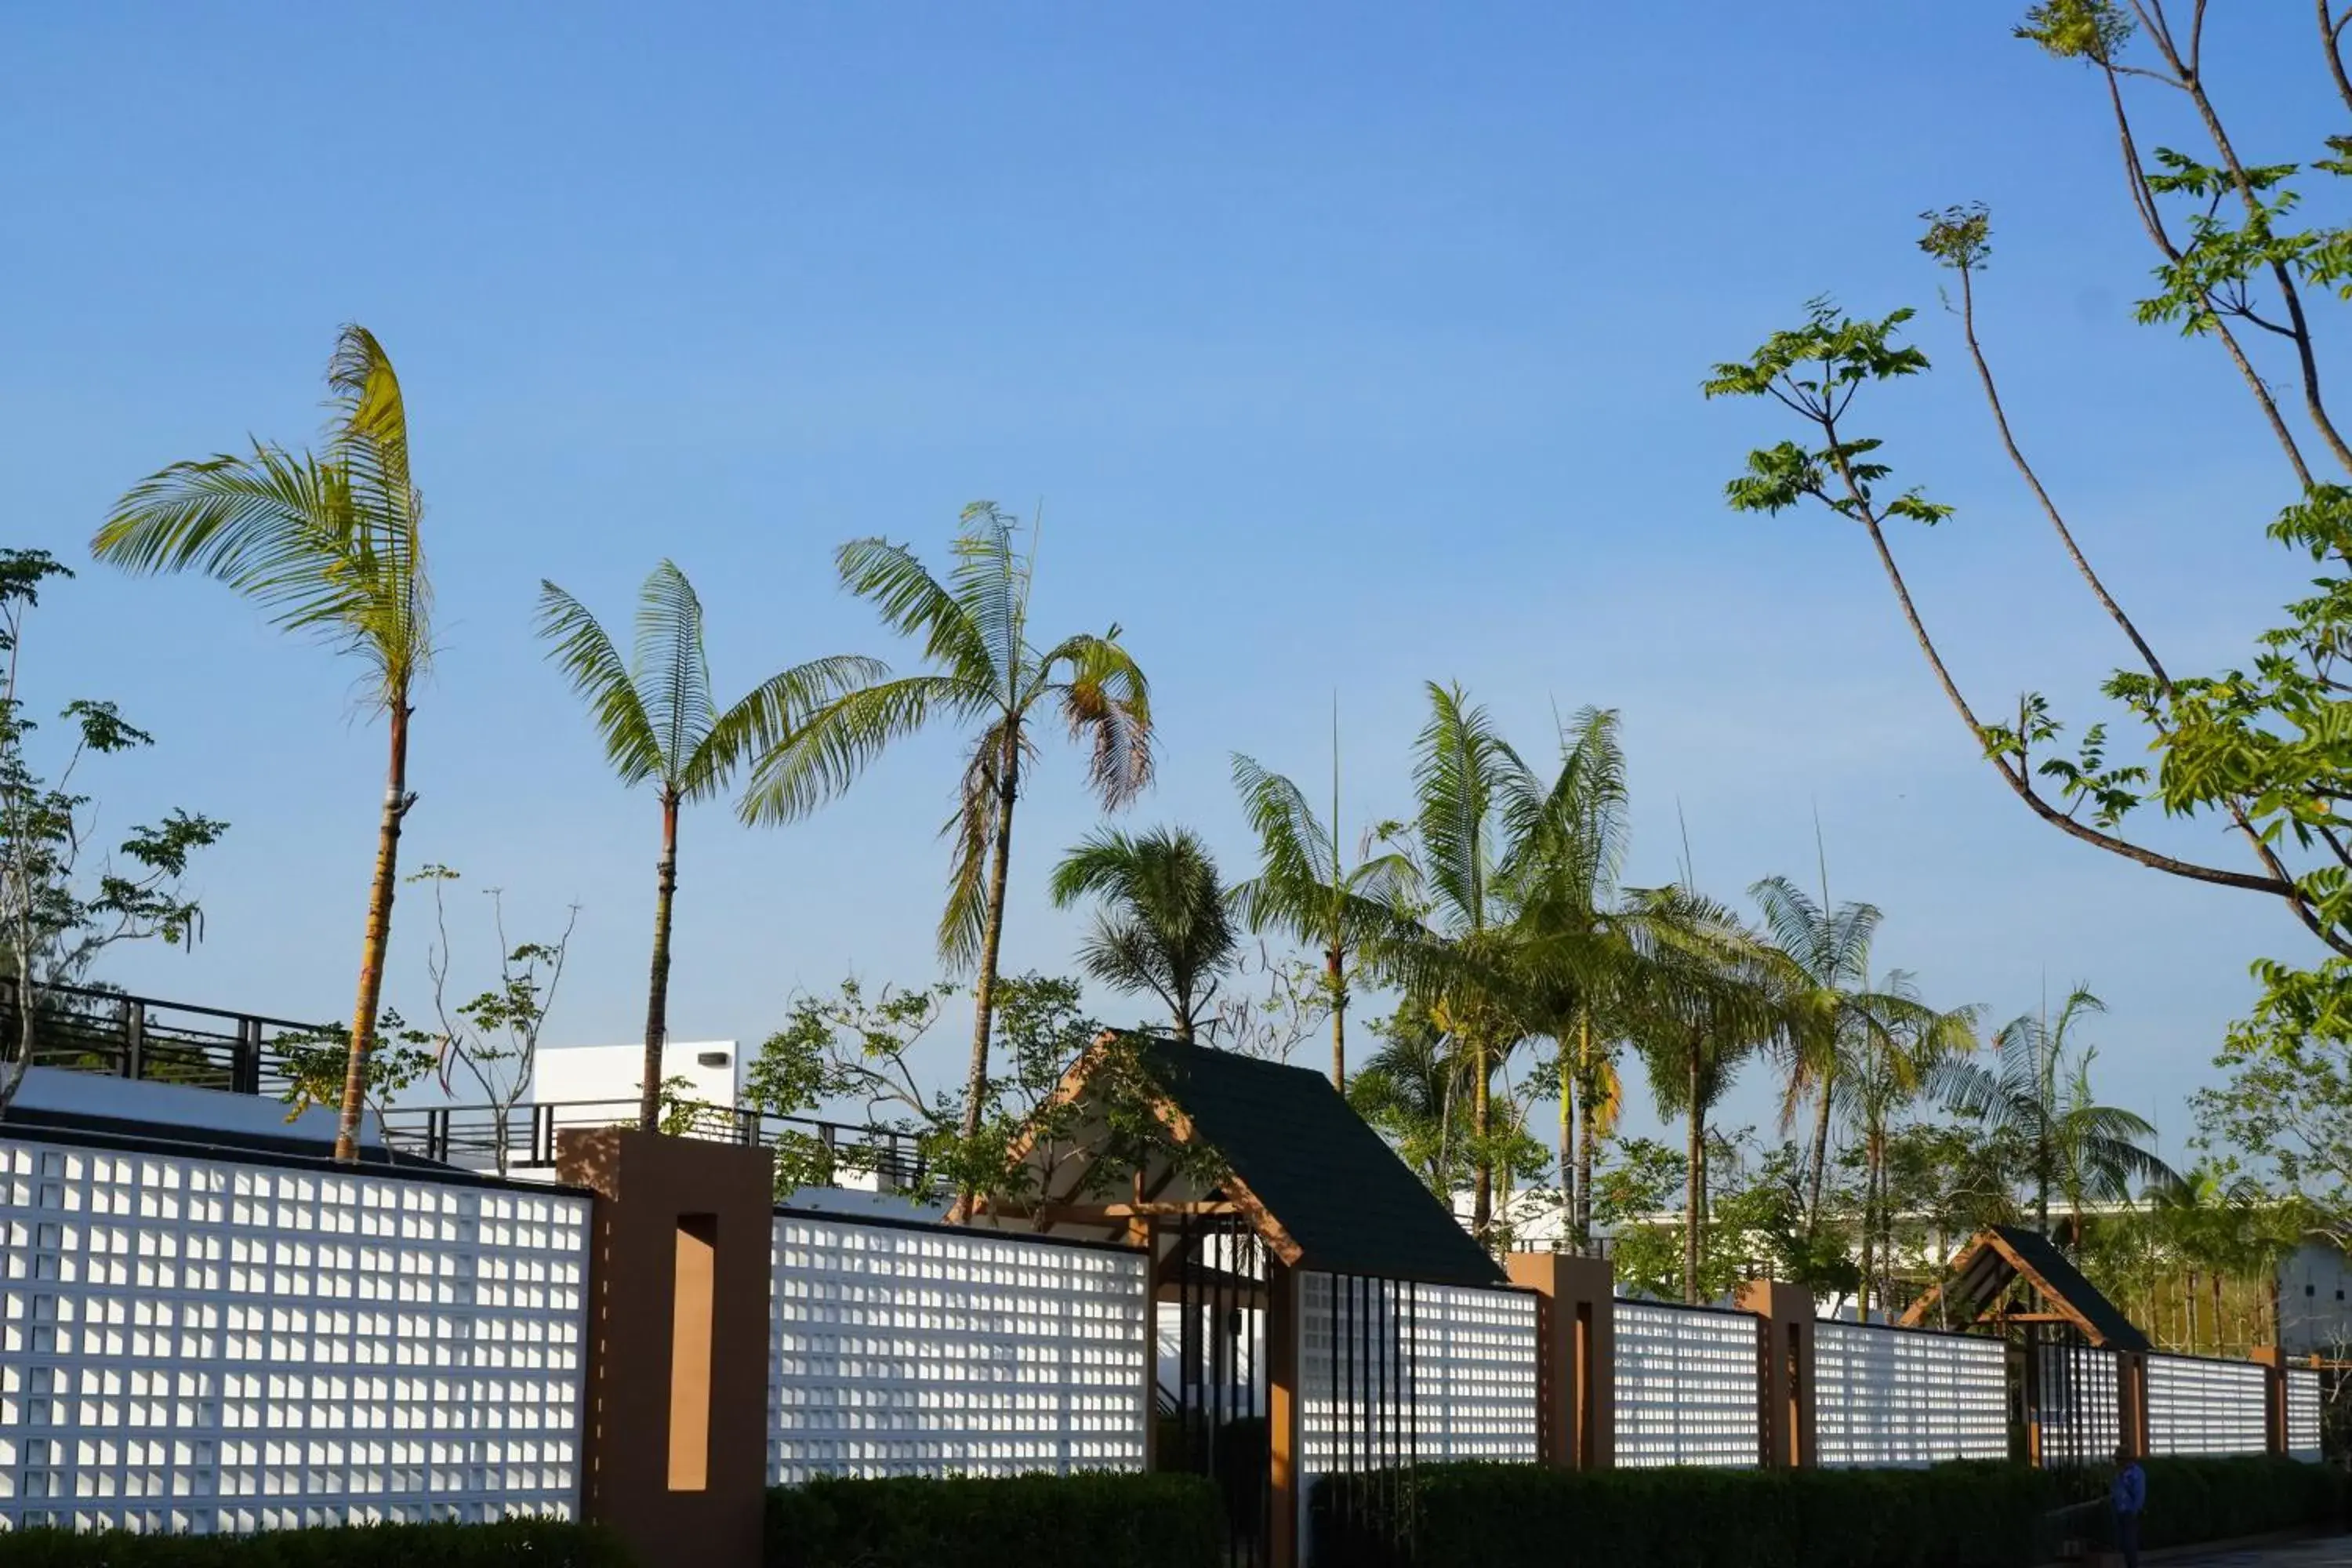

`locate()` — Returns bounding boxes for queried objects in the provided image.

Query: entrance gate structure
[953,1035,1533,1567]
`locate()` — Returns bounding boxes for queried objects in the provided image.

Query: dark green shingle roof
[1129,1036,1504,1288]
[1962,1224,2150,1352]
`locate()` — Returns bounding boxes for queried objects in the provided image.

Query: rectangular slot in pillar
[670,1214,717,1491]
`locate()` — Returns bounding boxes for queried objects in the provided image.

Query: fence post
[557,1126,775,1568]
[2117,1351,2151,1461]
[2251,1346,2287,1455]
[1506,1251,1615,1469]
[1267,1255,1302,1568]
[1737,1279,1816,1469]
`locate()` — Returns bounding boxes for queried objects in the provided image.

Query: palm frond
[1044,632,1153,810]
[948,503,1026,702]
[1412,682,1529,933]
[737,674,980,826]
[836,535,1000,693]
[691,653,891,801]
[633,561,716,778]
[534,579,664,786]
[96,327,431,707]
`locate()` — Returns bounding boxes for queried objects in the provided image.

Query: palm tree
[1624,886,1788,1304]
[1382,684,1537,1243]
[1842,971,1976,1316]
[93,325,427,1163]
[1940,985,2173,1243]
[1750,871,1932,1234]
[1349,1006,1468,1196]
[740,504,1152,1143]
[535,561,881,1129]
[1229,736,1417,1091]
[1499,708,1637,1253]
[1050,825,1236,1042]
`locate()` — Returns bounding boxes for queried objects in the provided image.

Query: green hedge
[765,1472,1221,1568]
[0,1518,632,1567]
[1310,1456,2347,1568]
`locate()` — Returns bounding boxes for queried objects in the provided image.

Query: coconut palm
[535,561,881,1129]
[1499,707,1638,1252]
[1349,1004,1469,1196]
[1381,683,1538,1243]
[1751,870,1954,1236]
[1229,737,1417,1090]
[1050,825,1236,1042]
[1940,985,2174,1244]
[93,325,427,1163]
[1841,971,1978,1316]
[740,503,1152,1142]
[1624,885,1789,1304]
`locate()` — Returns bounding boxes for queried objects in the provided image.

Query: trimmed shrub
[0,1518,633,1567]
[1311,1456,2344,1568]
[765,1471,1221,1568]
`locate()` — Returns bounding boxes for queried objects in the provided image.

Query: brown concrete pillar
[1507,1251,1615,1469]
[1737,1279,1817,1468]
[1266,1256,1301,1568]
[2116,1351,2151,1461]
[559,1127,775,1568]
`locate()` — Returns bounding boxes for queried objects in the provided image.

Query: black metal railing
[0,977,326,1100]
[375,1098,932,1189]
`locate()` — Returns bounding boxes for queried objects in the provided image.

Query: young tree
[409,866,580,1177]
[1050,824,1236,1043]
[1229,735,1417,1089]
[535,561,878,1129]
[1704,8,2352,1216]
[95,325,429,1162]
[739,505,1152,1152]
[0,551,228,1109]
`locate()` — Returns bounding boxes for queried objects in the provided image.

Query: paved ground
[2165,1541,2352,1566]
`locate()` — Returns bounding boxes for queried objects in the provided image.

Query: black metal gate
[2024,1320,2117,1559]
[1307,1272,1421,1568]
[1165,1214,1272,1567]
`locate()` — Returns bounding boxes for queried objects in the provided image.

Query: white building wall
[530,1041,740,1114]
[0,1134,590,1533]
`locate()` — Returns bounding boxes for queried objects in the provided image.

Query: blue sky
[1,3,2336,1157]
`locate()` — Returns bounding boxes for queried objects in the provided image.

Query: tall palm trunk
[962,740,1019,1143]
[2186,1271,2201,1352]
[639,789,681,1131]
[1684,1034,1704,1305]
[1581,1025,1599,1260]
[1327,946,1346,1091]
[1573,1014,1599,1254]
[335,699,411,1162]
[1471,1030,1492,1241]
[1557,1039,1574,1247]
[2212,1272,2225,1355]
[1806,1085,1835,1236]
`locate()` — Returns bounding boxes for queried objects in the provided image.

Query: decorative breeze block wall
[1813,1321,2007,1467]
[2285,1366,2324,1462]
[2146,1354,2270,1457]
[768,1213,1149,1483]
[1613,1300,1761,1468]
[0,1137,589,1534]
[1299,1274,1539,1480]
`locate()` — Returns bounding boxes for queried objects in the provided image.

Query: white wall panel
[1613,1301,1760,1468]
[2147,1354,2269,1457]
[2285,1366,2324,1462]
[1813,1322,2007,1467]
[0,1138,588,1533]
[768,1213,1149,1483]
